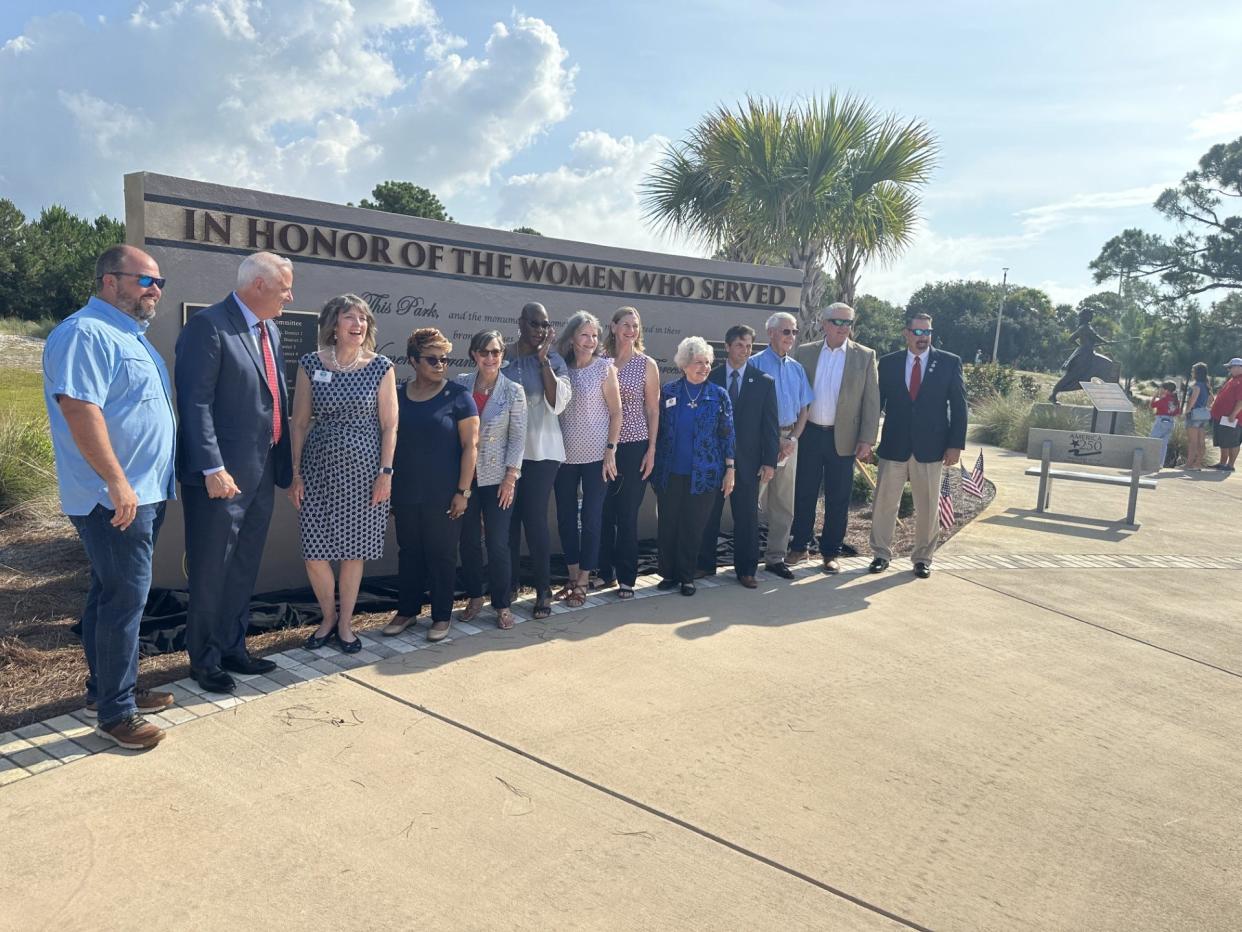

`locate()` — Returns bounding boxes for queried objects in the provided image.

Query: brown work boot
[96,713,165,750]
[83,688,175,719]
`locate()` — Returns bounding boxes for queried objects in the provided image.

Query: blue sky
[2,0,1240,307]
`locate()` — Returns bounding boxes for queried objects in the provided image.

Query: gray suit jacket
[455,372,527,486]
[794,338,880,456]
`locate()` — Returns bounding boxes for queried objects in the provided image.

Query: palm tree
[641,94,937,328]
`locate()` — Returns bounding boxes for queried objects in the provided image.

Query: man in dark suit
[788,302,880,574]
[697,325,779,588]
[869,312,967,578]
[176,251,294,692]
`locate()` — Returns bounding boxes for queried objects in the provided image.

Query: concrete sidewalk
[2,444,1240,931]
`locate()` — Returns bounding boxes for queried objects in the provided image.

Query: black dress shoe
[737,575,758,589]
[656,578,679,591]
[221,653,278,676]
[914,562,932,579]
[868,557,889,574]
[840,543,859,557]
[765,561,795,580]
[191,667,236,694]
[680,582,696,596]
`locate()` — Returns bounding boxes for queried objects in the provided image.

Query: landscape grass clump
[969,392,1084,452]
[0,317,58,339]
[0,408,56,514]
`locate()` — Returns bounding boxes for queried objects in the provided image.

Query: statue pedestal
[1031,403,1134,435]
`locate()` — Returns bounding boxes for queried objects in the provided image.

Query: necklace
[685,381,706,409]
[329,346,364,372]
[474,372,499,396]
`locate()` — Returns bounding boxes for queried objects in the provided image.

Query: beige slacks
[759,430,799,563]
[869,456,943,566]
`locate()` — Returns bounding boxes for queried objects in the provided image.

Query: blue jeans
[67,502,165,728]
[554,460,607,571]
[1150,415,1175,467]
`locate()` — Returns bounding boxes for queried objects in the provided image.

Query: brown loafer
[737,575,758,589]
[382,613,417,637]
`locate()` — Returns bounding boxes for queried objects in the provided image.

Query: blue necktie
[729,370,740,404]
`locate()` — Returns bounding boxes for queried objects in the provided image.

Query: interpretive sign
[127,172,803,589]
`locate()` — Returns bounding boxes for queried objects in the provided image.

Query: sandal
[460,598,484,622]
[496,608,515,630]
[564,585,587,608]
[553,584,575,602]
[532,602,552,620]
[616,586,634,600]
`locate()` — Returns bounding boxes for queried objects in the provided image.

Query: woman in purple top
[596,306,660,598]
[554,311,622,607]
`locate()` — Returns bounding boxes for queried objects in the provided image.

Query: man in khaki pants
[789,303,880,573]
[869,313,967,578]
[749,312,813,579]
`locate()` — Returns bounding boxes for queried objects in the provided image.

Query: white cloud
[1189,93,1242,141]
[0,1,574,215]
[494,130,697,254]
[1016,184,1167,236]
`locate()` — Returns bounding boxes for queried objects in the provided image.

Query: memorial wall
[126,172,803,590]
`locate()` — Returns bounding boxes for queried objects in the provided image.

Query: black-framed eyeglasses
[908,328,934,337]
[476,348,504,358]
[779,328,799,336]
[101,271,166,289]
[416,355,449,366]
[825,318,853,328]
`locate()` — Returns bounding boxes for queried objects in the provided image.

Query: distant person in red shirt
[1209,358,1242,472]
[1148,380,1180,468]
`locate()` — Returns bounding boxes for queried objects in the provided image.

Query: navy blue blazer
[174,294,293,490]
[875,348,968,463]
[708,363,778,476]
[652,378,736,495]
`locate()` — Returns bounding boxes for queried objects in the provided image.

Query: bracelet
[724,464,735,470]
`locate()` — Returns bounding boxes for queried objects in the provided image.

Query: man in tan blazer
[788,302,880,573]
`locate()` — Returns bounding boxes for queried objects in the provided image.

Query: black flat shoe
[337,635,363,654]
[221,653,277,676]
[191,667,236,694]
[680,582,696,596]
[304,627,337,650]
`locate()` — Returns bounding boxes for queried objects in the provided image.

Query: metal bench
[1024,428,1162,526]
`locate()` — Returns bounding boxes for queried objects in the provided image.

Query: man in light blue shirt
[42,244,177,750]
[748,311,813,576]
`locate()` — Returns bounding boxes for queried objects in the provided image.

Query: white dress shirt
[809,341,847,426]
[904,349,930,390]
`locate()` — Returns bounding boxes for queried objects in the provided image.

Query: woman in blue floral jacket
[652,337,736,596]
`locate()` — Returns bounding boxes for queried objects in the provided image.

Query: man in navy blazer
[175,252,294,692]
[697,325,779,587]
[869,312,967,578]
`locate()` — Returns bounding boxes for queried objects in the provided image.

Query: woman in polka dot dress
[288,294,398,654]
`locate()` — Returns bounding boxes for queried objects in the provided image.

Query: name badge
[313,369,333,383]
[665,396,677,408]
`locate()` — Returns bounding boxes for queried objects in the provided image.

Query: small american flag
[962,450,986,498]
[938,470,956,530]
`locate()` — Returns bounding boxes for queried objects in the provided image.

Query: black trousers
[183,452,275,671]
[460,481,514,609]
[597,440,649,587]
[508,458,559,599]
[393,500,462,622]
[789,423,856,556]
[698,468,761,577]
[656,474,718,584]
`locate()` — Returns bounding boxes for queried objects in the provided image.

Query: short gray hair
[821,302,854,320]
[674,336,713,369]
[556,310,602,360]
[765,311,797,332]
[237,251,293,289]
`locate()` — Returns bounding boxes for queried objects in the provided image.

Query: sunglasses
[825,318,853,328]
[778,328,799,336]
[908,328,934,337]
[475,348,503,357]
[416,355,449,366]
[524,320,552,330]
[105,271,166,289]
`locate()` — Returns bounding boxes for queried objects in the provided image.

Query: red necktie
[909,355,922,401]
[257,323,283,444]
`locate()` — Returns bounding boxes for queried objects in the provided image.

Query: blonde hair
[604,306,644,357]
[318,294,377,352]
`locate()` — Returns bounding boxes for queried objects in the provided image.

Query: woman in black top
[383,328,479,642]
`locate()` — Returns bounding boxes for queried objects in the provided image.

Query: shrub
[853,461,913,516]
[1016,374,1039,400]
[969,392,1084,452]
[0,317,57,339]
[0,408,56,513]
[963,362,1016,403]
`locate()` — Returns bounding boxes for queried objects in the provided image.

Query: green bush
[1017,374,1039,400]
[964,362,1016,403]
[852,461,913,516]
[969,392,1084,452]
[0,317,57,339]
[0,408,56,512]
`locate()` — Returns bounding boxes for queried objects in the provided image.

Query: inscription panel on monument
[1078,381,1133,413]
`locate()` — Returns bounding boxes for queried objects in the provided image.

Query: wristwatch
[605,442,616,450]
[379,466,394,476]
[456,487,472,499]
